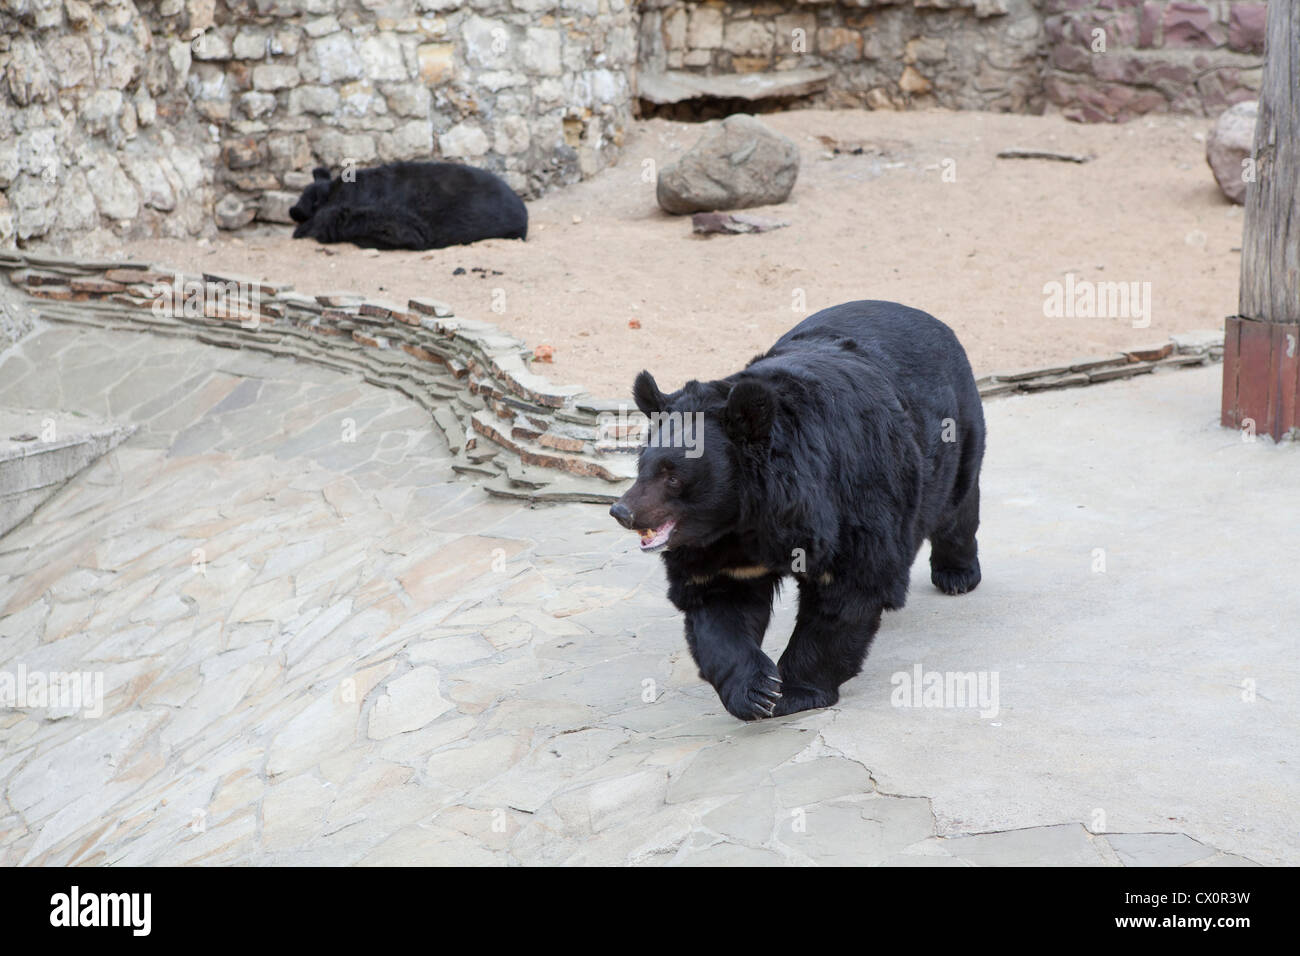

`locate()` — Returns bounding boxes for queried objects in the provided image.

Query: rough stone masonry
[0,0,638,248]
[0,0,1267,251]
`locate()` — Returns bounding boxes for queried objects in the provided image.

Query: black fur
[611,300,985,721]
[289,161,528,250]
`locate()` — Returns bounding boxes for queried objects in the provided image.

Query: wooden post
[1222,0,1300,441]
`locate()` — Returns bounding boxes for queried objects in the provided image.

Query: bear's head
[610,370,776,553]
[289,167,334,224]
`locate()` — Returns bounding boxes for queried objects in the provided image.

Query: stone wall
[1,0,638,248]
[197,0,638,229]
[639,0,1047,113]
[1,0,217,247]
[1042,0,1265,121]
[0,0,1269,251]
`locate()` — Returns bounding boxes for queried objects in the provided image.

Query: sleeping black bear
[289,161,528,251]
[610,300,985,721]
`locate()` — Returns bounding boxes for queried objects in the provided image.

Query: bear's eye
[665,474,682,492]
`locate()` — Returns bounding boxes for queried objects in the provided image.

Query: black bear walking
[289,161,528,251]
[610,300,985,720]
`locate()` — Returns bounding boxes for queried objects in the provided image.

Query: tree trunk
[1222,0,1300,441]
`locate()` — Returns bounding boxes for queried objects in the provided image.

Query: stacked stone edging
[0,251,1225,506]
[978,333,1223,397]
[0,250,640,505]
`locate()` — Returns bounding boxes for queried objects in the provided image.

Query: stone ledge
[638,68,834,105]
[980,334,1223,398]
[0,406,136,537]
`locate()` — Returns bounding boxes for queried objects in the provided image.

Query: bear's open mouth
[637,519,677,553]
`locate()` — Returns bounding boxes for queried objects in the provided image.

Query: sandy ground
[109,108,1242,400]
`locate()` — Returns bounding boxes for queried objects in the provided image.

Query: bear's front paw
[715,657,783,721]
[931,560,981,595]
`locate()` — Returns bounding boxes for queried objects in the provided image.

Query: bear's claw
[721,666,783,721]
[742,678,782,721]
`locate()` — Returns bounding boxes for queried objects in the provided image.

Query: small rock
[627,319,641,329]
[70,278,128,295]
[899,65,932,95]
[409,297,454,318]
[692,212,790,235]
[1125,342,1175,362]
[214,194,255,230]
[656,114,800,215]
[866,88,896,111]
[1171,329,1224,354]
[256,190,299,225]
[221,137,263,170]
[65,0,93,26]
[1206,101,1257,204]
[533,344,555,363]
[996,148,1092,164]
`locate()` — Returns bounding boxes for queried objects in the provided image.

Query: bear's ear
[724,379,775,445]
[633,371,666,417]
[312,166,332,181]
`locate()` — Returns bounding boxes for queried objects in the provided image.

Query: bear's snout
[609,501,634,529]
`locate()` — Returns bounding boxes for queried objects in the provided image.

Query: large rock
[1206,100,1258,204]
[656,114,800,215]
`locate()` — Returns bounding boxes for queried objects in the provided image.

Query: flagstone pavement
[0,324,1285,865]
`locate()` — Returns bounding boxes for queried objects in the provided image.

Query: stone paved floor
[0,324,1282,865]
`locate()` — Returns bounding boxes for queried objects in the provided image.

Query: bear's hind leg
[773,582,883,717]
[683,578,783,721]
[929,482,981,595]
